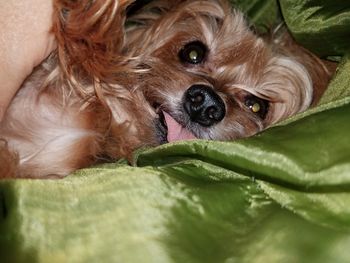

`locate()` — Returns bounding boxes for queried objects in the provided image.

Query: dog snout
[183,85,226,126]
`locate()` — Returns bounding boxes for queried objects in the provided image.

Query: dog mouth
[156,109,197,143]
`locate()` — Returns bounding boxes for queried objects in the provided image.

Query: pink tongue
[163,111,196,142]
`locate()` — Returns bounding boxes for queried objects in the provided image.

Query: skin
[0,0,56,121]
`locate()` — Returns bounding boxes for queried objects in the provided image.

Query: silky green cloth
[2,1,350,262]
[280,0,350,57]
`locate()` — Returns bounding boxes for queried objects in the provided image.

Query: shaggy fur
[0,0,333,178]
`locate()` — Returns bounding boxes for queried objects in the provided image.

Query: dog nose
[183,85,226,126]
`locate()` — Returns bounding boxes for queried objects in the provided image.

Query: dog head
[125,0,313,143]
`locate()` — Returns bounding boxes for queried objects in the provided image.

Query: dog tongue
[163,111,196,142]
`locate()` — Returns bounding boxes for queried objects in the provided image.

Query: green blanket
[2,1,350,262]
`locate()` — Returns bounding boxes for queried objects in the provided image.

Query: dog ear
[269,31,335,107]
[53,0,134,96]
[258,56,313,124]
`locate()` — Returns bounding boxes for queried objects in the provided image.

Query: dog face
[125,0,313,143]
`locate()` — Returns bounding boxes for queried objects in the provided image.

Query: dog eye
[244,95,269,119]
[179,41,207,64]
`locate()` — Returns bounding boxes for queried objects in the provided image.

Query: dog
[0,0,334,178]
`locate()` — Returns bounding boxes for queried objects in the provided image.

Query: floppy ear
[257,56,313,124]
[53,0,134,96]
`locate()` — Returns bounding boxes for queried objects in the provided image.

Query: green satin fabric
[279,0,350,57]
[2,1,350,262]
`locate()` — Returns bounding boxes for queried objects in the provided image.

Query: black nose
[183,85,226,126]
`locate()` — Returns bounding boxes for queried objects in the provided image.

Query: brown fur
[269,31,335,105]
[126,0,333,138]
[0,0,334,178]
